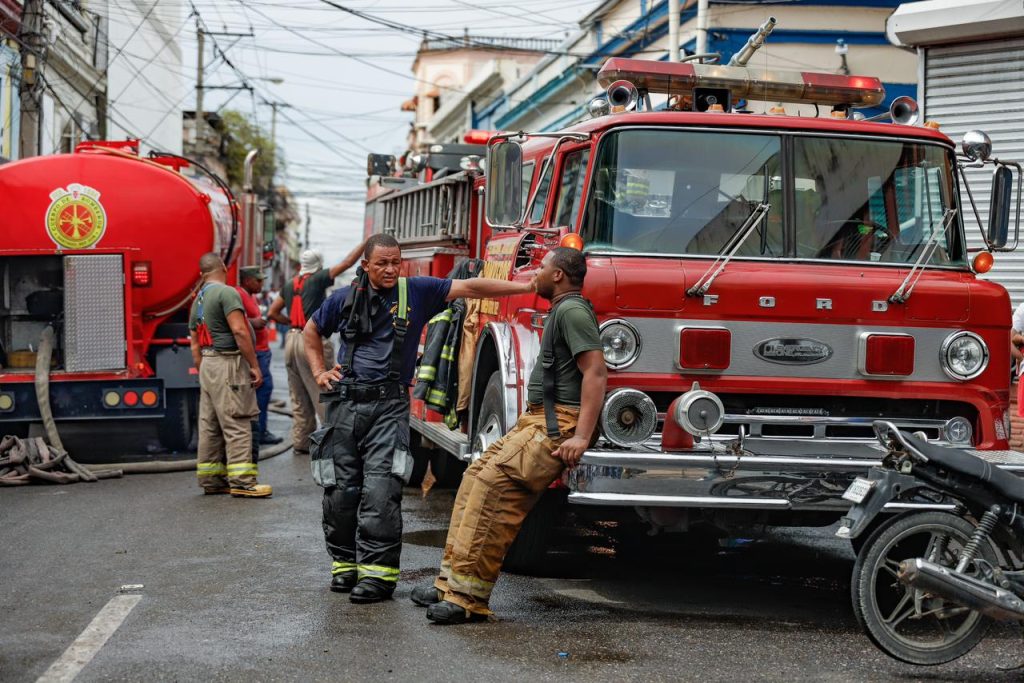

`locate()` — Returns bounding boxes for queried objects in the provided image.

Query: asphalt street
[2,355,1022,682]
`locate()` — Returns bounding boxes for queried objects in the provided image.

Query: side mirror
[989,165,1012,249]
[485,140,524,227]
[961,130,992,162]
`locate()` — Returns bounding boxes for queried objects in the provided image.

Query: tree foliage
[220,110,276,193]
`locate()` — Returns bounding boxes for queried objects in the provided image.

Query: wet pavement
[2,356,1022,681]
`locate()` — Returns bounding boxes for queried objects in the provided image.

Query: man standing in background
[237,266,282,446]
[268,240,366,456]
[188,253,271,499]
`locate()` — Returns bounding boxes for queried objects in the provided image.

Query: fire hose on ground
[1,326,293,484]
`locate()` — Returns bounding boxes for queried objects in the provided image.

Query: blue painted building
[468,0,916,133]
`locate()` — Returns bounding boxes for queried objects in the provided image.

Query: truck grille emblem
[754,338,833,365]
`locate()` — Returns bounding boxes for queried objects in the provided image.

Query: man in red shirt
[237,267,282,445]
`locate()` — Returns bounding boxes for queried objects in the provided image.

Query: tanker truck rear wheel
[158,389,196,452]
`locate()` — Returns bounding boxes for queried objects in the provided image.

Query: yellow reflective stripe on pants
[332,561,357,575]
[196,463,226,476]
[357,564,400,582]
[226,463,258,477]
[448,571,495,600]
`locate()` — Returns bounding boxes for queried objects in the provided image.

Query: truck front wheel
[158,389,196,452]
[504,489,567,575]
[473,370,564,575]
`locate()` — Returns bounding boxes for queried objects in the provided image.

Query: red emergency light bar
[597,58,885,108]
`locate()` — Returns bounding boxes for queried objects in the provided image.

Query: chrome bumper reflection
[567,439,1024,512]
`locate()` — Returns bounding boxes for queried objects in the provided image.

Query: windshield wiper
[888,208,958,304]
[686,202,772,297]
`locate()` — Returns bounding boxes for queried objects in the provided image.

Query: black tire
[407,431,430,488]
[429,450,466,489]
[472,370,507,457]
[158,389,195,452]
[472,370,563,575]
[503,489,567,575]
[851,511,997,665]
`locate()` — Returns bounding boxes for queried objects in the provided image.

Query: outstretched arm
[447,277,534,302]
[328,238,369,279]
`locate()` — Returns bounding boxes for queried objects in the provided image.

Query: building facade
[890,0,1024,303]
[0,0,20,160]
[16,0,109,157]
[105,0,184,154]
[405,35,560,152]
[447,0,918,135]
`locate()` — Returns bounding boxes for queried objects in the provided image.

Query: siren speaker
[600,388,658,448]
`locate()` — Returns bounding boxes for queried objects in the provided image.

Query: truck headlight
[940,331,988,380]
[600,320,641,369]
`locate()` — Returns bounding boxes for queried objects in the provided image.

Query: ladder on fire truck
[372,171,475,246]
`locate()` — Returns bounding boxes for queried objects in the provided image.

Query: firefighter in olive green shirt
[188,253,271,498]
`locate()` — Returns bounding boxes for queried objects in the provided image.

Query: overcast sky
[115,0,598,266]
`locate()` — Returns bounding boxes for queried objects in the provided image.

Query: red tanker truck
[366,49,1024,572]
[0,140,269,450]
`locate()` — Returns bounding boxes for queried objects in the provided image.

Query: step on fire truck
[365,27,1023,573]
[0,141,270,451]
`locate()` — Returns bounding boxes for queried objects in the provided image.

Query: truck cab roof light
[463,129,496,145]
[597,58,884,108]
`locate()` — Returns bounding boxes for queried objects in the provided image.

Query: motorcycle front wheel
[851,510,997,666]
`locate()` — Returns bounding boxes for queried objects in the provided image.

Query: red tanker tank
[0,142,265,450]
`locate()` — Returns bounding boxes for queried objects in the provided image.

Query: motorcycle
[837,421,1024,665]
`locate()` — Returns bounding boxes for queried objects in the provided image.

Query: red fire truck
[0,141,269,450]
[366,53,1023,572]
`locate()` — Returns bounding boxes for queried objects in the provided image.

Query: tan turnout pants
[284,329,334,453]
[434,404,578,615]
[196,351,260,489]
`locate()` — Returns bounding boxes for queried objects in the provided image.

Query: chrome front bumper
[566,438,1024,512]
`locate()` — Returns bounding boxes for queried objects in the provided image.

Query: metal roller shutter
[925,37,1024,304]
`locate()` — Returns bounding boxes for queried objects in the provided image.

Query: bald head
[199,252,226,281]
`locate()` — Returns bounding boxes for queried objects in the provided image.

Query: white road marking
[36,594,142,683]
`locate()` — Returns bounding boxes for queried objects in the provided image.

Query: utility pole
[668,0,680,62]
[304,203,311,250]
[195,25,205,148]
[17,0,45,157]
[696,0,710,56]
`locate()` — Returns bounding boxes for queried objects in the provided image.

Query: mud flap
[309,426,337,488]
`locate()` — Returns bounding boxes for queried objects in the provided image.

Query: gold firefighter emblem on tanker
[45,183,108,250]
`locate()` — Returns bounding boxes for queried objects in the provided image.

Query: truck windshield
[579,129,964,267]
[792,137,962,266]
[580,130,783,257]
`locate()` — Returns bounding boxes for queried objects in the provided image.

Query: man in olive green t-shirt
[188,253,270,498]
[412,247,608,624]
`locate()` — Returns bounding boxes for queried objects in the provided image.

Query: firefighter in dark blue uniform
[302,233,533,603]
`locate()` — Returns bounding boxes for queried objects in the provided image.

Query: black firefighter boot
[349,578,395,604]
[330,571,357,593]
[410,584,443,607]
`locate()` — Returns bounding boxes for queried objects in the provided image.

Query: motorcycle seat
[904,432,1024,504]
